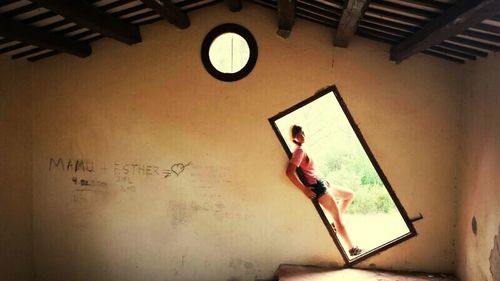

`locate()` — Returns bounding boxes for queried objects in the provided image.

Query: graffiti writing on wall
[49,158,95,173]
[49,157,193,196]
[49,157,192,178]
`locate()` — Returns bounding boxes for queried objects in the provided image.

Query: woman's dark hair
[290,125,302,140]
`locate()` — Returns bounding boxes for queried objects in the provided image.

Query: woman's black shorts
[308,179,328,197]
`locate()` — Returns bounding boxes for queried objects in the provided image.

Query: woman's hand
[303,189,316,199]
[286,163,316,199]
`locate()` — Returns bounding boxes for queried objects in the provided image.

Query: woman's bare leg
[318,192,354,250]
[330,185,354,214]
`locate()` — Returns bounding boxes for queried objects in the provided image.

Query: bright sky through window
[208,32,250,74]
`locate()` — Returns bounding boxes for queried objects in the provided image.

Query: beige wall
[331,32,461,272]
[0,3,462,281]
[456,54,500,281]
[0,58,34,280]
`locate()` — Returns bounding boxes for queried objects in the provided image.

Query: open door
[268,85,417,266]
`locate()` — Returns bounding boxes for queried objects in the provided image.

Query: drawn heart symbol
[170,163,185,176]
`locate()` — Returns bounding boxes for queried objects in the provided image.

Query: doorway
[269,85,417,266]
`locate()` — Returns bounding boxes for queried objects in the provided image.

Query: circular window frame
[201,23,258,82]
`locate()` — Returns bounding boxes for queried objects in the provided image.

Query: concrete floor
[278,264,459,281]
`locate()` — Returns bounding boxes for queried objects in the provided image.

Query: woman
[286,125,363,256]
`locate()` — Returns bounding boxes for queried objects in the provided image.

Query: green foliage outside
[276,93,397,215]
[317,151,397,215]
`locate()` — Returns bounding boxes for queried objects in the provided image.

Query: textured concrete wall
[0,58,33,281]
[0,3,462,281]
[456,54,500,281]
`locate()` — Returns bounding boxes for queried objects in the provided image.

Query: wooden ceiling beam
[335,0,371,47]
[447,35,500,52]
[0,15,91,58]
[297,1,341,19]
[422,50,465,64]
[365,7,424,28]
[2,3,40,18]
[473,23,500,34]
[277,0,296,38]
[390,0,500,62]
[297,9,338,27]
[225,0,242,12]
[362,15,420,33]
[438,41,488,57]
[12,46,46,60]
[139,0,190,28]
[369,0,434,21]
[379,0,445,14]
[462,29,500,43]
[0,0,21,7]
[32,0,141,44]
[356,29,398,44]
[430,45,476,60]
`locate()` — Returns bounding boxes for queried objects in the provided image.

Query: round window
[201,23,258,82]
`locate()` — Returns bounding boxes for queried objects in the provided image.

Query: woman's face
[295,130,305,144]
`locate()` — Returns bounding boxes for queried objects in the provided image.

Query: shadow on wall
[490,225,500,281]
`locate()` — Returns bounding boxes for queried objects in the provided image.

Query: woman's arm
[286,163,316,199]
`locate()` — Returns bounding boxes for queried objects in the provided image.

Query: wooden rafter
[0,15,91,58]
[335,0,371,47]
[277,0,296,38]
[377,0,446,14]
[430,46,475,61]
[422,50,465,64]
[32,0,142,45]
[438,41,488,57]
[448,36,499,52]
[0,0,21,6]
[139,0,190,29]
[225,0,242,12]
[390,0,500,62]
